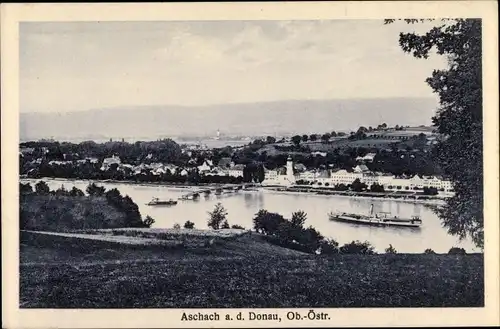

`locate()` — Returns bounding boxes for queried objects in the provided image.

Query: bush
[339,240,376,254]
[173,223,181,230]
[184,220,195,229]
[448,247,466,255]
[143,215,155,228]
[385,244,397,254]
[319,239,339,255]
[424,248,436,254]
[231,224,245,230]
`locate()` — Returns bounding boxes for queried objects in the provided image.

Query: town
[20,123,453,198]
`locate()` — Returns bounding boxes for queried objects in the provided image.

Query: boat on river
[146,197,178,206]
[329,204,422,228]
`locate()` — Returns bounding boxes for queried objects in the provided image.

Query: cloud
[20,20,448,113]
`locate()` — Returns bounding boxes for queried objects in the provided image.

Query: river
[23,178,479,253]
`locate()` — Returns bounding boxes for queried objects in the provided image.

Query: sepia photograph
[2,1,499,328]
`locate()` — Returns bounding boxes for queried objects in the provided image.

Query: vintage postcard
[2,1,499,328]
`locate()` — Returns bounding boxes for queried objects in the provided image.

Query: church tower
[286,156,296,185]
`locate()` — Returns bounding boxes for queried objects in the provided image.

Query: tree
[173,223,181,230]
[86,182,105,196]
[208,203,228,230]
[256,164,265,183]
[340,240,376,254]
[321,133,331,143]
[231,224,245,230]
[386,19,483,248]
[221,220,230,229]
[266,136,276,144]
[290,210,307,229]
[448,247,467,255]
[302,134,309,142]
[184,220,195,229]
[34,181,50,195]
[319,239,339,255]
[370,183,385,193]
[69,186,85,197]
[252,209,286,235]
[20,182,33,195]
[143,215,155,228]
[291,135,302,146]
[350,178,367,192]
[385,244,397,254]
[424,248,436,254]
[331,131,337,137]
[309,134,318,142]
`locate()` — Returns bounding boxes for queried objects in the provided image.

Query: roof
[231,164,245,170]
[218,157,233,168]
[294,163,307,172]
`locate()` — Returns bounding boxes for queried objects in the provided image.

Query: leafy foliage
[252,209,338,254]
[207,203,228,230]
[339,240,376,255]
[86,183,106,196]
[389,19,484,248]
[448,247,467,255]
[143,215,155,228]
[184,220,195,229]
[34,181,50,195]
[385,244,398,254]
[20,182,150,231]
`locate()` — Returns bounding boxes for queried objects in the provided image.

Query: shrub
[231,224,245,230]
[319,239,339,255]
[424,248,436,254]
[35,181,50,195]
[339,240,376,254]
[86,183,105,196]
[184,220,195,229]
[385,244,397,254]
[20,182,33,195]
[448,247,466,255]
[143,215,155,228]
[173,223,181,230]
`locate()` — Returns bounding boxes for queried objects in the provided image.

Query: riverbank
[20,230,483,308]
[20,177,446,204]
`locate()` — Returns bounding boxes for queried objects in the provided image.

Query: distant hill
[20,98,439,142]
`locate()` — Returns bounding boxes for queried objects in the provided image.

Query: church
[261,156,296,187]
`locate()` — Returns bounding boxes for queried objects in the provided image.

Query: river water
[23,178,478,253]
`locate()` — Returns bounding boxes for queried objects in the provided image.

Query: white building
[197,160,213,173]
[100,155,121,171]
[262,157,454,194]
[227,164,245,178]
[262,156,296,186]
[355,153,376,163]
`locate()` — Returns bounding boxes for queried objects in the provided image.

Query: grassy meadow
[20,232,483,308]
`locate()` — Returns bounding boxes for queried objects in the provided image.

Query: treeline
[20,139,185,165]
[20,181,154,231]
[22,161,263,185]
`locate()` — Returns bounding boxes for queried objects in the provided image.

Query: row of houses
[99,155,246,178]
[262,157,454,194]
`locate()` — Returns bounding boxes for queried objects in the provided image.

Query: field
[20,231,483,308]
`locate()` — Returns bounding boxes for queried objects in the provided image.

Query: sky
[20,20,447,113]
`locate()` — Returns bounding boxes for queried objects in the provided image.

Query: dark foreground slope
[20,232,483,308]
